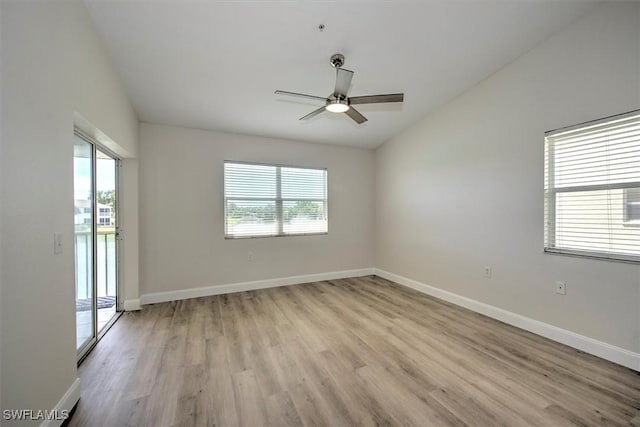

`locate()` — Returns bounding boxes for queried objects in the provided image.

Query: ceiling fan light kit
[275,53,404,125]
[325,99,350,113]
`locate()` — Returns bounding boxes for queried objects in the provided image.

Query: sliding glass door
[74,136,95,352]
[74,132,121,359]
[96,149,118,335]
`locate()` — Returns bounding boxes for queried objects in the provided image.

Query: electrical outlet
[556,281,566,295]
[247,251,254,262]
[483,266,492,278]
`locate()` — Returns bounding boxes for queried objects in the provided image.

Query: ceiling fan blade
[299,106,326,121]
[334,68,354,98]
[348,93,404,105]
[275,90,327,103]
[345,106,367,124]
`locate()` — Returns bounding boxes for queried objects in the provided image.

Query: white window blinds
[224,161,328,238]
[544,110,640,262]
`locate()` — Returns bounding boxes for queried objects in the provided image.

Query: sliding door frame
[75,129,123,363]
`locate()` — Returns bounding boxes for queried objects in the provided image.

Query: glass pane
[281,167,327,199]
[74,136,94,350]
[549,115,640,188]
[283,200,328,234]
[555,188,640,255]
[96,150,118,333]
[225,200,277,237]
[225,163,277,198]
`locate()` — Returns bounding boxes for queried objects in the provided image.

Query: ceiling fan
[275,53,404,124]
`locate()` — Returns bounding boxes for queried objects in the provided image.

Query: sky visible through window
[74,158,115,200]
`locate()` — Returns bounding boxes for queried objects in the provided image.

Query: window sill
[544,247,640,264]
[225,232,328,240]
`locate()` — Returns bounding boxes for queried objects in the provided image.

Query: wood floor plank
[205,335,240,427]
[69,276,640,427]
[232,369,269,427]
[318,350,396,426]
[228,293,283,397]
[173,364,212,426]
[265,391,304,427]
[281,337,357,426]
[355,365,461,427]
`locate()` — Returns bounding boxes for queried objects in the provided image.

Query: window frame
[223,160,328,239]
[544,109,640,263]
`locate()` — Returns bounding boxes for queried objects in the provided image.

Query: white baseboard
[374,268,640,372]
[40,378,80,427]
[139,268,376,305]
[123,298,141,311]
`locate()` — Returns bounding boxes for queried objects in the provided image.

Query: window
[224,161,328,238]
[544,110,640,262]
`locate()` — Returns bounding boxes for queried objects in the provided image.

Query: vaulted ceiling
[84,1,598,149]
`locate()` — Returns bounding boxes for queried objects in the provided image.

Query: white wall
[139,123,374,296]
[120,158,140,309]
[376,2,640,353]
[0,0,138,423]
[0,0,4,414]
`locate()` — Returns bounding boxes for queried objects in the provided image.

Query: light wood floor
[68,276,640,427]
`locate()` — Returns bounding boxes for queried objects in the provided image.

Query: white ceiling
[84,1,598,149]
